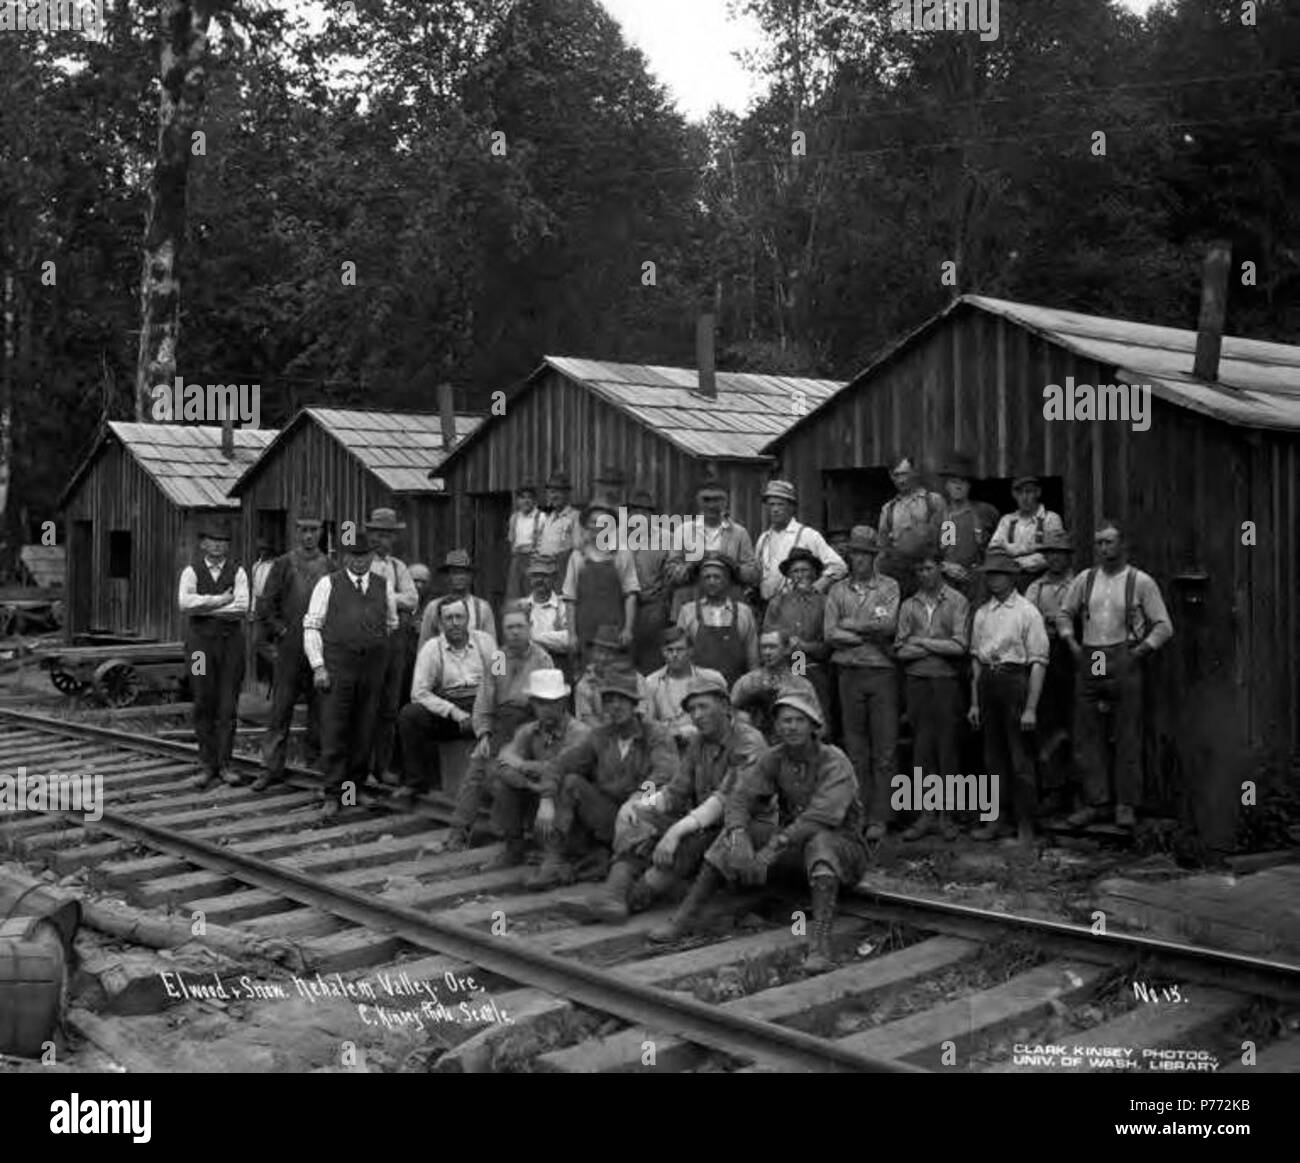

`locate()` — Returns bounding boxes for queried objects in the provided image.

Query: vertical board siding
[769,305,1299,819]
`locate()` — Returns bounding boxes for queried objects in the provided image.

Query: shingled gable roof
[229,407,485,496]
[430,356,846,476]
[765,294,1300,452]
[59,422,278,511]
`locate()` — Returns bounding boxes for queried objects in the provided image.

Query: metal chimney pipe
[696,313,717,399]
[1193,240,1232,383]
[221,409,234,458]
[437,382,457,451]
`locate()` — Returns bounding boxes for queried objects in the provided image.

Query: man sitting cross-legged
[650,691,867,972]
[585,673,766,923]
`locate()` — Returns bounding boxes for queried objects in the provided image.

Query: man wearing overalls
[675,555,759,688]
[561,501,640,665]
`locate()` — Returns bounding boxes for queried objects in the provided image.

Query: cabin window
[107,530,132,579]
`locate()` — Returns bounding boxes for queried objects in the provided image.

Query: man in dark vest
[177,515,249,790]
[302,535,398,817]
[254,515,333,791]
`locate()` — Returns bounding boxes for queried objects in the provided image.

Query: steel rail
[845,886,1300,1004]
[0,706,455,820]
[82,805,920,1073]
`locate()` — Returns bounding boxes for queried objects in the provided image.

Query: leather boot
[627,866,672,914]
[441,827,470,853]
[525,844,574,891]
[803,875,838,972]
[588,861,637,923]
[482,838,528,871]
[648,865,721,944]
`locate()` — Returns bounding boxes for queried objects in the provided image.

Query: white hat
[526,669,570,701]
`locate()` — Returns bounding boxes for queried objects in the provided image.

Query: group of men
[177,454,1174,970]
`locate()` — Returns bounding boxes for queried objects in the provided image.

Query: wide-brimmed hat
[198,515,233,540]
[598,667,641,702]
[846,525,880,554]
[408,563,431,583]
[627,489,656,511]
[526,554,558,576]
[343,539,376,557]
[680,672,731,711]
[772,690,824,729]
[1041,530,1073,553]
[697,554,736,580]
[762,480,798,504]
[979,551,1021,574]
[939,452,977,480]
[366,507,406,531]
[1012,473,1041,490]
[546,471,572,490]
[295,514,323,527]
[590,624,625,652]
[779,546,825,578]
[526,668,570,701]
[582,499,618,523]
[439,549,474,572]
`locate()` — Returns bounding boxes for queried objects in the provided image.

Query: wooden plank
[126,828,450,905]
[240,909,352,940]
[838,960,1105,1068]
[538,935,982,1073]
[986,987,1245,1073]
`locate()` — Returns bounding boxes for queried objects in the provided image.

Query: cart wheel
[50,669,87,696]
[92,659,141,708]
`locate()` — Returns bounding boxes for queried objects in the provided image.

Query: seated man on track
[585,672,767,923]
[649,690,867,972]
[528,666,678,891]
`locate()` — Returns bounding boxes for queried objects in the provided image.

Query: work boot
[587,861,637,924]
[250,771,277,793]
[222,769,248,787]
[900,812,939,842]
[1066,804,1105,828]
[803,875,838,972]
[482,838,528,871]
[647,866,721,944]
[441,827,470,853]
[525,848,575,891]
[628,866,673,913]
[192,769,218,790]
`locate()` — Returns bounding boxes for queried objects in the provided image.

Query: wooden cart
[36,641,189,707]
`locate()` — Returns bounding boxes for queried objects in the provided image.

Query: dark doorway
[70,520,93,636]
[469,491,514,611]
[821,468,894,532]
[256,508,288,556]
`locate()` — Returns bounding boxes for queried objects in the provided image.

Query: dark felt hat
[198,515,232,540]
[439,549,474,572]
[979,550,1021,574]
[940,452,977,480]
[598,667,641,702]
[779,546,825,578]
[546,471,572,490]
[366,507,406,531]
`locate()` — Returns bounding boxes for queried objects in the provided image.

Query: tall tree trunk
[0,270,12,523]
[134,0,220,419]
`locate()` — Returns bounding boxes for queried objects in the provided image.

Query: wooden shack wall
[233,418,453,573]
[62,441,189,642]
[441,368,773,596]
[768,306,1298,842]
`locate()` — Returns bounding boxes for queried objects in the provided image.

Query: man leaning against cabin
[987,472,1065,584]
[1056,518,1173,832]
[178,515,249,790]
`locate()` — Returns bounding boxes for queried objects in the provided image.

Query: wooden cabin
[434,357,845,606]
[763,294,1300,849]
[58,422,277,642]
[227,407,484,573]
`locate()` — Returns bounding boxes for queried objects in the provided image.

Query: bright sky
[601,0,1162,121]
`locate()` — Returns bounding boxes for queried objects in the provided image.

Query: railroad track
[1,706,1296,1074]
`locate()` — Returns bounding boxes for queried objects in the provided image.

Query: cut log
[81,897,306,972]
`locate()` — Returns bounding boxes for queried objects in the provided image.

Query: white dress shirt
[301,570,400,669]
[177,558,250,618]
